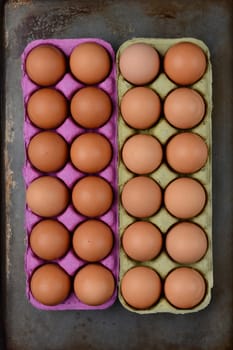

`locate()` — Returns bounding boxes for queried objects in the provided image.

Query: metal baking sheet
[1,0,232,349]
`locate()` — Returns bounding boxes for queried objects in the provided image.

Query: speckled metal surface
[1,0,233,349]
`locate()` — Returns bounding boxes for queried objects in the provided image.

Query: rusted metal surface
[1,0,233,349]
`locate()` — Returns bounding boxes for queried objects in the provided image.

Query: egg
[119,43,160,85]
[28,131,68,172]
[166,222,208,264]
[26,45,66,86]
[120,87,161,129]
[122,134,163,174]
[74,264,115,306]
[166,132,208,174]
[30,264,71,306]
[30,219,70,260]
[72,176,113,217]
[27,88,68,129]
[70,42,111,84]
[26,176,69,217]
[73,220,113,262]
[121,176,162,218]
[164,177,206,219]
[164,267,206,309]
[70,87,112,128]
[164,88,205,129]
[70,133,112,173]
[122,221,162,262]
[121,266,161,309]
[164,42,207,85]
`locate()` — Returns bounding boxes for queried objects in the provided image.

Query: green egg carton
[117,37,213,314]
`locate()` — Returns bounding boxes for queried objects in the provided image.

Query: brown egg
[164,267,206,309]
[166,222,208,264]
[166,132,208,174]
[122,134,163,174]
[30,220,70,260]
[74,264,115,306]
[26,176,69,217]
[70,87,112,128]
[119,43,160,85]
[26,45,66,86]
[72,176,113,217]
[121,266,161,309]
[73,220,113,262]
[70,133,112,173]
[30,264,71,306]
[164,88,205,129]
[70,42,111,84]
[164,42,207,85]
[121,176,162,218]
[164,178,206,219]
[28,131,68,172]
[121,87,161,129]
[27,88,68,129]
[122,221,162,262]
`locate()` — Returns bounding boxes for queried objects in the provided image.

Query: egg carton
[117,38,213,314]
[21,38,118,310]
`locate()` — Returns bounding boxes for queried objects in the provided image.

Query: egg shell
[74,264,115,306]
[70,132,112,173]
[165,222,208,264]
[164,177,207,219]
[166,132,208,174]
[122,134,163,175]
[22,38,118,310]
[120,86,161,129]
[117,38,212,314]
[73,220,113,262]
[25,44,67,86]
[120,266,162,309]
[30,263,71,306]
[164,87,205,129]
[119,43,160,85]
[72,176,113,217]
[121,176,162,218]
[70,86,112,129]
[164,42,207,85]
[70,42,111,85]
[27,88,68,129]
[28,131,69,173]
[30,219,70,261]
[122,221,163,262]
[164,267,206,309]
[26,176,69,217]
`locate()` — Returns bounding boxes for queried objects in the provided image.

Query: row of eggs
[30,219,207,266]
[27,85,206,132]
[26,175,207,221]
[25,40,207,87]
[28,130,208,175]
[30,263,206,310]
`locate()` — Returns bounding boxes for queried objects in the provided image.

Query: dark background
[1,1,233,349]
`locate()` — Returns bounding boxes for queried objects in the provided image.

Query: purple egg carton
[21,38,119,310]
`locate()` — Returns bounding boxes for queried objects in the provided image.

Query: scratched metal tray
[1,1,232,349]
